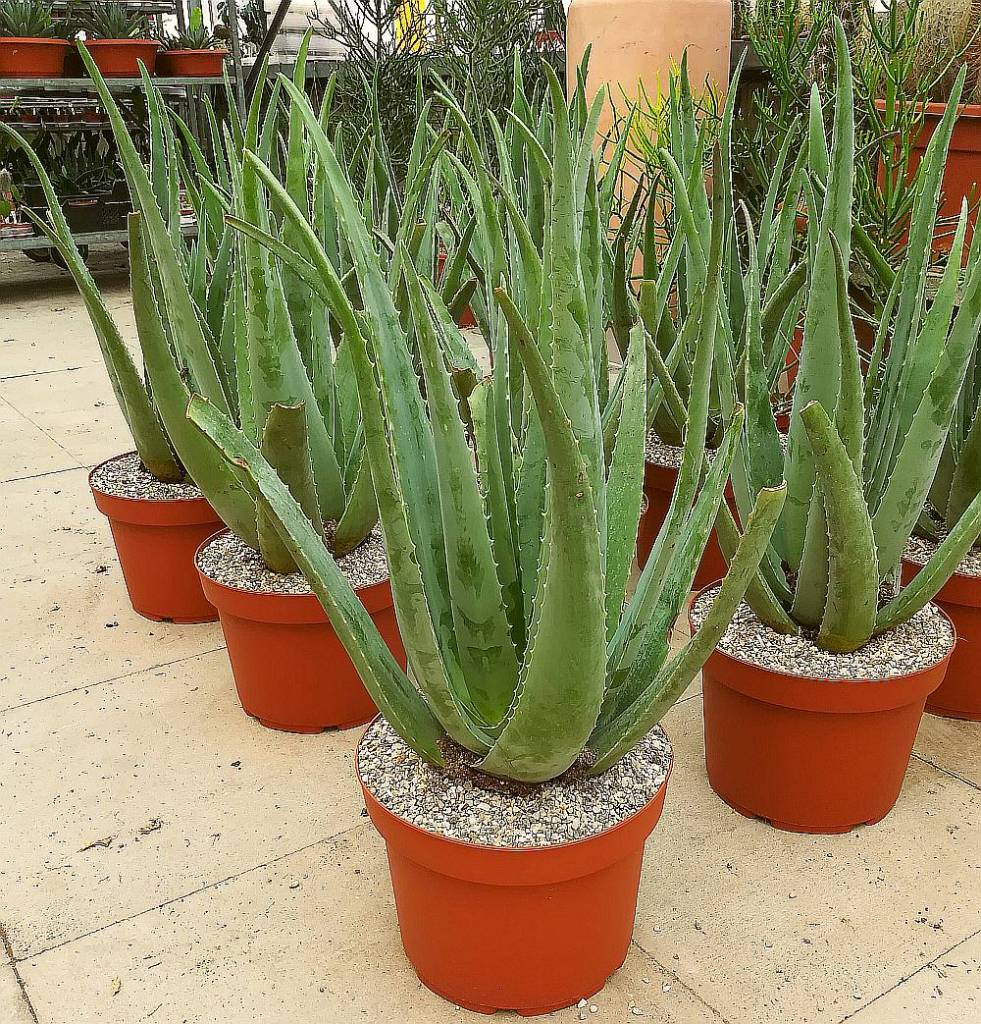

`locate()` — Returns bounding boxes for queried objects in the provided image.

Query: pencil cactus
[724,18,981,654]
[190,67,786,783]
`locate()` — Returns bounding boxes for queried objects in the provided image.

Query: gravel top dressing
[197,528,389,594]
[359,718,673,848]
[91,451,202,502]
[645,430,685,469]
[906,534,981,579]
[692,586,955,680]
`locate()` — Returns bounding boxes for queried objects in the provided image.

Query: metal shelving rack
[0,1,245,260]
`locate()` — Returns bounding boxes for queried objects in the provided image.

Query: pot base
[714,790,887,835]
[417,975,606,1017]
[252,710,376,734]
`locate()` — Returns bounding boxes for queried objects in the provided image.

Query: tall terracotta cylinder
[567,0,733,139]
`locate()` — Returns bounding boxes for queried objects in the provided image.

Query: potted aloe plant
[903,355,981,720]
[189,66,784,1015]
[0,120,222,623]
[695,21,981,835]
[0,1,72,77]
[157,8,226,77]
[77,42,411,733]
[626,56,805,588]
[82,1,158,77]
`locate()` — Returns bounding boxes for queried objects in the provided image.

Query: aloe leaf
[187,396,447,765]
[588,483,787,774]
[405,257,519,724]
[479,300,606,785]
[1,126,181,483]
[331,450,377,558]
[604,325,647,641]
[128,215,258,546]
[875,490,981,635]
[257,403,324,573]
[947,412,981,527]
[799,402,878,653]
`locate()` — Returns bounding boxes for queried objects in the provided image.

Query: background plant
[162,7,218,50]
[0,0,67,38]
[83,1,149,40]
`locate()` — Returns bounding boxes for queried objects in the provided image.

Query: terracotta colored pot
[902,560,981,721]
[197,532,400,733]
[637,459,728,589]
[435,249,477,329]
[89,455,221,624]
[694,593,952,833]
[358,733,672,1016]
[156,48,227,77]
[876,100,981,254]
[83,39,159,78]
[0,38,70,78]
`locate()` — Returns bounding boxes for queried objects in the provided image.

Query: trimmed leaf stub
[358,718,672,848]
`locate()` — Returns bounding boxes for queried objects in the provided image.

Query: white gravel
[196,528,389,594]
[692,586,955,680]
[905,533,981,579]
[645,430,684,469]
[358,717,673,848]
[90,451,200,501]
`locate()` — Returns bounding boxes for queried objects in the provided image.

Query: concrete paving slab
[1,467,222,710]
[0,957,35,1024]
[637,698,981,1024]
[915,714,981,790]
[18,826,723,1024]
[0,398,79,482]
[847,929,981,1022]
[0,651,365,960]
[0,362,130,469]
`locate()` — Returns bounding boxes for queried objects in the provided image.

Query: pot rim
[194,526,392,603]
[356,717,674,856]
[902,556,981,610]
[690,582,957,686]
[83,38,161,49]
[0,37,71,47]
[874,98,981,119]
[162,47,229,56]
[88,451,211,507]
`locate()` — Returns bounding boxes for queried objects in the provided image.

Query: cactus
[190,65,786,783]
[722,18,981,654]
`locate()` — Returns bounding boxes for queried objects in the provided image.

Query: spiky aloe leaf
[478,293,607,784]
[331,452,376,557]
[947,413,981,527]
[588,483,787,774]
[875,491,981,635]
[799,402,878,653]
[404,256,519,724]
[128,215,258,546]
[187,396,446,765]
[257,404,324,573]
[0,124,181,483]
[784,20,854,571]
[603,324,647,641]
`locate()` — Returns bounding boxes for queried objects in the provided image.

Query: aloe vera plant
[190,65,786,782]
[0,1,64,37]
[722,18,981,655]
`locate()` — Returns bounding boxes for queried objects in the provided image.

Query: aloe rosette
[721,19,981,654]
[189,67,786,783]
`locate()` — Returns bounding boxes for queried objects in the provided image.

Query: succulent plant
[161,8,218,51]
[189,64,787,783]
[0,1,64,39]
[84,2,149,41]
[721,19,981,654]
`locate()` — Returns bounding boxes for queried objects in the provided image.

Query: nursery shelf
[0,222,196,253]
[0,77,229,91]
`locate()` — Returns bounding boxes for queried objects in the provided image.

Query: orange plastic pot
[694,594,952,833]
[156,48,227,77]
[637,460,728,588]
[89,455,221,624]
[0,38,70,77]
[902,560,981,721]
[197,533,402,733]
[358,735,672,1016]
[83,39,159,77]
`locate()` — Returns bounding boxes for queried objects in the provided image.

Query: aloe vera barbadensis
[189,67,786,783]
[721,17,981,655]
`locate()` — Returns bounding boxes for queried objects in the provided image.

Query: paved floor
[1,248,979,1024]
